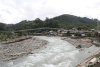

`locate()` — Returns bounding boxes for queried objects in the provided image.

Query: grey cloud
[1,0,100,24]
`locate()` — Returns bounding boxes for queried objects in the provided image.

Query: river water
[0,36,100,67]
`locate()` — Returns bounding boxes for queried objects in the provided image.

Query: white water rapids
[0,36,100,67]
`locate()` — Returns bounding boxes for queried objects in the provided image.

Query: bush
[67,31,70,34]
[22,31,27,36]
[18,31,27,36]
[97,54,100,58]
[75,32,81,36]
[0,33,19,41]
[67,31,70,36]
[86,32,92,36]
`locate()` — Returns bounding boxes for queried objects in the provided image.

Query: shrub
[86,32,92,36]
[75,32,81,36]
[67,31,70,36]
[0,33,20,41]
[97,54,100,58]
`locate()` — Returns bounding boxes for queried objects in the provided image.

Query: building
[72,27,77,31]
[93,31,100,37]
[48,30,57,36]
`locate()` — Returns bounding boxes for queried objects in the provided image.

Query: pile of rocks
[0,36,48,61]
[61,37,93,48]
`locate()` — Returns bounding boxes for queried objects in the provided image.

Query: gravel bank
[61,37,93,48]
[0,36,48,61]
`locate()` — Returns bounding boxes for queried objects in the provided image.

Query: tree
[96,25,100,30]
[45,17,49,22]
[67,31,70,36]
[0,23,5,30]
[75,32,81,36]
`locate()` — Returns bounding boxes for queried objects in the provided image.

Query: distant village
[17,27,98,37]
[4,27,100,44]
[30,27,100,37]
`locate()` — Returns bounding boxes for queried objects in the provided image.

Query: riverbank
[0,36,48,61]
[61,37,93,48]
[60,36,100,67]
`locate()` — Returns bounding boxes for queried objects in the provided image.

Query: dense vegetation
[0,32,19,41]
[0,31,28,42]
[0,14,100,31]
[96,53,100,58]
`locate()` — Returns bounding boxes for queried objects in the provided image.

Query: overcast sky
[0,0,100,24]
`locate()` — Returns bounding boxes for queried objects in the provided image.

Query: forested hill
[52,14,98,25]
[0,14,100,31]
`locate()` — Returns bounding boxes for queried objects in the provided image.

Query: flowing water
[0,36,100,67]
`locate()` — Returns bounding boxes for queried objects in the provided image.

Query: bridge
[0,27,64,33]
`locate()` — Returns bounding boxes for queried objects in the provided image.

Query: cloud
[0,0,100,24]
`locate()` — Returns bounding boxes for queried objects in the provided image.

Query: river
[0,36,100,67]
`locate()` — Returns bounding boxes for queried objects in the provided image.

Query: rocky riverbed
[61,37,93,48]
[0,36,100,67]
[0,36,48,61]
